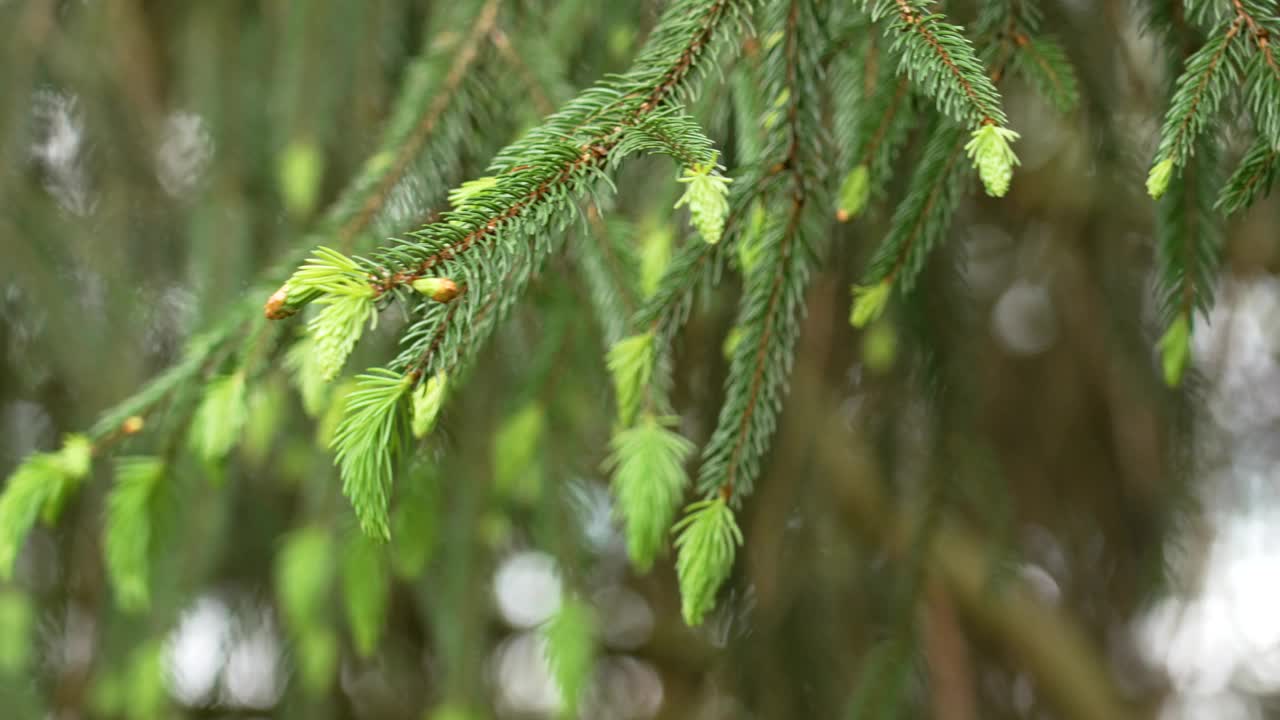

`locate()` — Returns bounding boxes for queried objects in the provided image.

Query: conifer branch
[697,0,829,501]
[342,532,390,657]
[331,369,413,539]
[1236,0,1280,152]
[489,27,557,117]
[348,0,748,301]
[1012,35,1080,113]
[673,496,742,625]
[0,435,92,578]
[606,414,695,570]
[860,77,913,171]
[335,0,501,249]
[867,0,1008,128]
[1146,18,1244,198]
[188,371,248,461]
[851,122,969,327]
[1216,135,1278,213]
[616,199,754,425]
[837,64,914,220]
[103,456,164,612]
[313,0,750,417]
[267,0,506,319]
[574,207,641,345]
[9,3,504,530]
[1155,141,1222,386]
[543,596,597,715]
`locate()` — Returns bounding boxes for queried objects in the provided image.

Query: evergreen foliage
[103,456,165,612]
[606,415,695,570]
[341,532,391,658]
[189,372,247,461]
[0,590,33,674]
[673,497,743,626]
[332,369,413,539]
[275,526,340,694]
[0,435,91,578]
[542,597,597,717]
[4,0,1280,714]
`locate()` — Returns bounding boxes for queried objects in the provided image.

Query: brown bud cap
[412,277,462,303]
[122,416,145,435]
[264,286,295,319]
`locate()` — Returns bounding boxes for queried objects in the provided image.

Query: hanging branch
[850,122,969,328]
[676,0,831,625]
[1146,18,1244,199]
[1216,135,1278,213]
[287,0,755,540]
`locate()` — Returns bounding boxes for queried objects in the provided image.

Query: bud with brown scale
[264,286,296,320]
[411,277,462,303]
[122,416,145,435]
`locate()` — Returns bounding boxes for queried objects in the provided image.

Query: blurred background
[2,0,1280,719]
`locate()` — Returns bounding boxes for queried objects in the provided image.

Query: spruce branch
[0,435,92,579]
[606,332,656,427]
[488,26,558,117]
[276,526,335,633]
[616,110,733,243]
[331,369,413,539]
[72,0,497,462]
[632,155,776,354]
[265,0,504,321]
[831,25,912,221]
[574,206,641,346]
[390,463,441,579]
[696,0,830,502]
[86,313,248,441]
[103,456,164,612]
[698,197,815,499]
[673,497,743,626]
[867,0,1008,128]
[856,62,914,180]
[1012,35,1080,113]
[620,109,721,169]
[965,124,1020,197]
[1216,135,1278,213]
[1241,44,1280,151]
[840,54,914,219]
[1146,18,1245,199]
[855,121,969,307]
[410,371,449,438]
[606,415,695,570]
[289,0,752,422]
[188,371,247,461]
[347,0,748,299]
[285,336,331,417]
[275,526,339,693]
[673,157,734,245]
[7,1,501,518]
[331,0,501,246]
[542,597,597,716]
[1155,141,1222,386]
[615,199,759,431]
[1232,0,1280,144]
[342,532,390,657]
